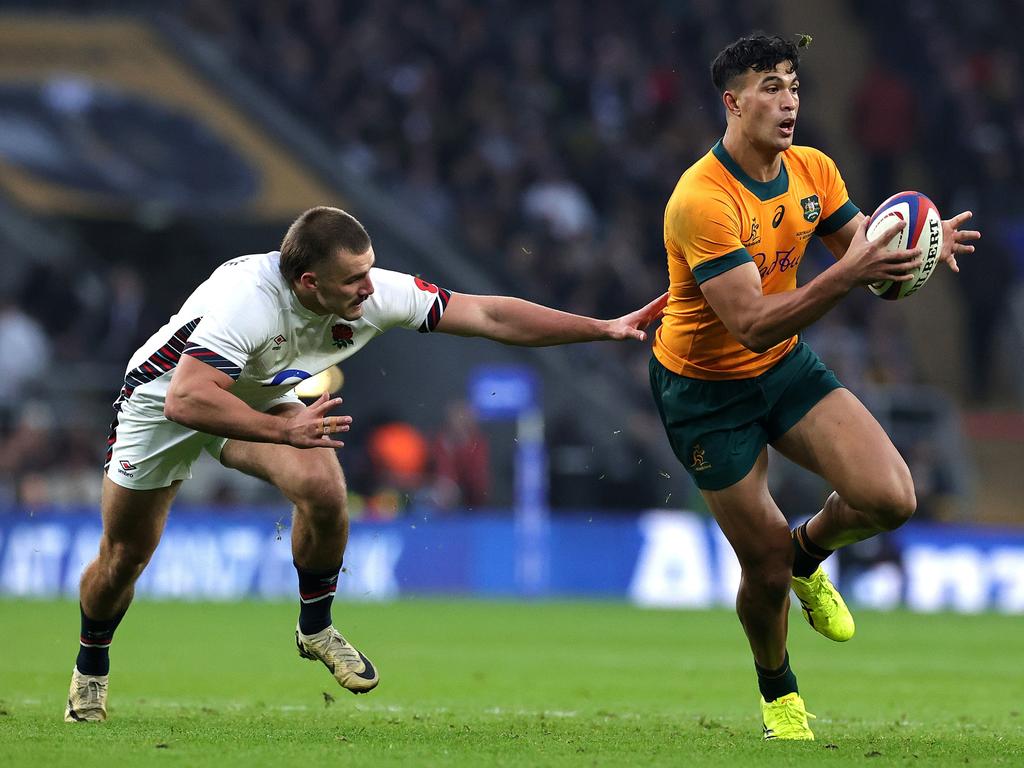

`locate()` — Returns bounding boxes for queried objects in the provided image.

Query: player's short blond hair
[279,206,372,282]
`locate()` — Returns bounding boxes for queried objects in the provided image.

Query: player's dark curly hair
[279,206,372,282]
[710,33,807,92]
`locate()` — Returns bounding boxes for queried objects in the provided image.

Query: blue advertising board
[468,365,538,421]
[1,508,1023,614]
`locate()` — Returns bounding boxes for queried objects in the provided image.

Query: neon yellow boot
[791,566,855,642]
[761,692,815,740]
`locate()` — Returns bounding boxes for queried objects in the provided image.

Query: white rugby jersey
[114,251,450,419]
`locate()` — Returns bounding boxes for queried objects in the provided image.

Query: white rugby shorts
[104,394,301,490]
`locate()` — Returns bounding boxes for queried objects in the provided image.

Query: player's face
[311,247,376,320]
[731,62,799,152]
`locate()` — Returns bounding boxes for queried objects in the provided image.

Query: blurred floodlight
[294,366,344,399]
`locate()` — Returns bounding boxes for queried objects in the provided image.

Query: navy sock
[296,560,342,635]
[755,651,798,702]
[792,521,833,578]
[76,604,126,676]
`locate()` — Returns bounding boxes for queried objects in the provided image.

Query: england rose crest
[331,324,354,348]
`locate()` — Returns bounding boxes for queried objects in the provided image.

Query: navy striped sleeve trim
[183,344,243,380]
[418,287,452,333]
[691,248,754,284]
[109,317,201,466]
[817,200,860,237]
[120,318,200,395]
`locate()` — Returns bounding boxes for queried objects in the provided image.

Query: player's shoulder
[196,252,286,326]
[372,267,450,301]
[368,265,413,287]
[362,267,421,312]
[671,150,737,208]
[210,251,279,279]
[209,252,283,295]
[364,266,421,304]
[784,144,839,176]
[675,148,729,194]
[362,266,448,330]
[667,149,738,220]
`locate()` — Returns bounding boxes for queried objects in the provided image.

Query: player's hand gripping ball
[866,191,943,300]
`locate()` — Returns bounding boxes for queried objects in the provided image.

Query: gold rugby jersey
[654,140,858,379]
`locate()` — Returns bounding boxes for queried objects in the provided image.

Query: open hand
[284,392,352,448]
[939,211,981,273]
[841,216,922,286]
[607,292,670,341]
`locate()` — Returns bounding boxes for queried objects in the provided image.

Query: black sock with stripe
[755,651,798,702]
[76,604,127,676]
[296,561,342,635]
[792,521,833,578]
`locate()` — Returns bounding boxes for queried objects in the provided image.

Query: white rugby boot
[64,667,108,722]
[295,625,379,694]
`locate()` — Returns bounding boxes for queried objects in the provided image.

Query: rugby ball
[866,191,943,300]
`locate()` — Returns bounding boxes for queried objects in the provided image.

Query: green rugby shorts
[649,342,843,491]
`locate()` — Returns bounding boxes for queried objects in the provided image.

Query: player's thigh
[98,475,180,562]
[217,400,346,504]
[219,439,346,505]
[700,449,792,570]
[649,356,768,492]
[771,388,914,512]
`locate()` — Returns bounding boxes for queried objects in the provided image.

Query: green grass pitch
[1,599,1021,766]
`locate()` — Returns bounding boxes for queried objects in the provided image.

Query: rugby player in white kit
[65,206,668,722]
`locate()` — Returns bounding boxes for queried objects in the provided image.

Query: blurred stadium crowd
[1,0,1021,519]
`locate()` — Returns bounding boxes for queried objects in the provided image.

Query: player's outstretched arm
[433,292,668,347]
[165,355,350,448]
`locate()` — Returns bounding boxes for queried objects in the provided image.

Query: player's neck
[291,284,331,316]
[722,130,783,182]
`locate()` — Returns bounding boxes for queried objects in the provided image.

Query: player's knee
[102,540,153,586]
[875,477,917,530]
[291,466,348,518]
[856,469,917,531]
[739,534,793,601]
[738,568,791,609]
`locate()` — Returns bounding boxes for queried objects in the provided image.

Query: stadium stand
[0,1,1020,522]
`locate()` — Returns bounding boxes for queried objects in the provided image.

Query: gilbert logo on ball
[866,191,943,301]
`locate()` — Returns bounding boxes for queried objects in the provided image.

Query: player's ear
[723,89,741,117]
[299,271,318,290]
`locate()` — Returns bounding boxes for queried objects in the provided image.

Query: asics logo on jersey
[772,205,785,228]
